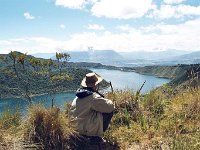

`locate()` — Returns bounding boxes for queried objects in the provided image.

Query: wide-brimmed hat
[81,72,103,87]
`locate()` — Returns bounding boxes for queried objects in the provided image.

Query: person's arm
[91,93,115,113]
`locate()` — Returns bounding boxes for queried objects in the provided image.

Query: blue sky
[0,0,200,54]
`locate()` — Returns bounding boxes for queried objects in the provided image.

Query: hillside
[0,52,108,99]
[133,64,200,89]
[133,65,188,79]
[0,67,91,98]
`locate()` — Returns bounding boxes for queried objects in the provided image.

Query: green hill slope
[0,52,108,99]
[134,64,200,88]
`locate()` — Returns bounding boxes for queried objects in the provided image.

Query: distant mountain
[120,49,189,61]
[31,50,200,67]
[51,50,124,66]
[154,51,200,66]
[89,50,123,61]
[175,51,200,60]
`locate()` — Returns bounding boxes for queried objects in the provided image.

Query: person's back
[71,87,114,137]
[70,73,115,137]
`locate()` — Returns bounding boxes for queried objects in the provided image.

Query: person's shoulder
[92,92,102,98]
[92,92,110,101]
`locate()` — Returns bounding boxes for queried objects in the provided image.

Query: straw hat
[81,72,103,87]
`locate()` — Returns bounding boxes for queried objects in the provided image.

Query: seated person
[70,72,115,138]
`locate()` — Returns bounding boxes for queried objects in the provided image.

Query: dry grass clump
[159,88,200,149]
[0,108,21,130]
[23,104,77,150]
[0,107,22,149]
[104,87,200,149]
[105,90,143,148]
[0,132,11,150]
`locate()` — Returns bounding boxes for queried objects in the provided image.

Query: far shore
[91,66,174,79]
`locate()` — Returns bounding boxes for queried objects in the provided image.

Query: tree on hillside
[56,52,71,76]
[3,51,71,106]
[9,51,32,103]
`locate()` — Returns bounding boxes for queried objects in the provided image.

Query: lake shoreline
[0,68,171,116]
[91,65,174,79]
[0,89,77,101]
[0,68,170,101]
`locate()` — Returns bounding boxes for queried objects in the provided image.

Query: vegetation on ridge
[0,51,108,99]
[0,85,200,149]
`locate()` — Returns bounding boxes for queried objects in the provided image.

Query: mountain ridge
[31,49,199,66]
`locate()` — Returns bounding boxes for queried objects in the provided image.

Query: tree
[9,52,32,103]
[56,52,71,76]
[3,51,72,107]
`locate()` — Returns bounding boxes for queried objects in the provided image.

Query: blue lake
[92,68,170,93]
[0,69,171,115]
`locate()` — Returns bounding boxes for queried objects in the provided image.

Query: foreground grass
[0,87,200,149]
[0,105,77,149]
[104,88,200,149]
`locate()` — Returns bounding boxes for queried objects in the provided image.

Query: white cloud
[89,0,98,4]
[151,4,200,19]
[177,5,200,16]
[54,0,200,20]
[88,24,105,30]
[24,12,35,20]
[152,5,176,19]
[116,25,141,35]
[60,24,66,29]
[1,18,200,53]
[54,0,156,19]
[164,0,185,4]
[0,37,63,54]
[55,0,86,9]
[91,0,154,19]
[54,0,101,9]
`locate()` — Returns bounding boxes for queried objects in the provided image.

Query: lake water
[92,68,170,93]
[0,69,171,115]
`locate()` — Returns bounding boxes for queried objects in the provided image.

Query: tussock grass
[0,107,21,149]
[0,107,21,130]
[0,104,77,149]
[23,104,77,150]
[104,87,200,149]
